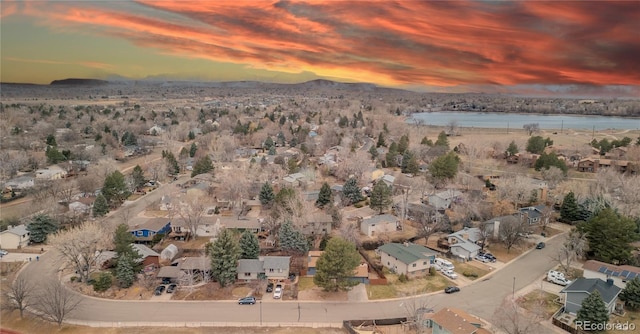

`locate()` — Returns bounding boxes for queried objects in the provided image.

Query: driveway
[18,230,566,326]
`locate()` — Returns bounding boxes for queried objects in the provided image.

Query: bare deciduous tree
[540,205,555,231]
[499,215,526,253]
[553,229,587,276]
[523,123,540,136]
[493,297,545,334]
[34,279,82,326]
[1,275,35,318]
[540,166,565,189]
[49,222,113,283]
[175,197,206,241]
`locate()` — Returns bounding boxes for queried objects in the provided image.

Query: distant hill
[50,78,109,86]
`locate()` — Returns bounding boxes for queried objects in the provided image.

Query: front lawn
[454,262,490,280]
[366,273,452,299]
[298,277,315,291]
[608,309,640,334]
[517,290,561,319]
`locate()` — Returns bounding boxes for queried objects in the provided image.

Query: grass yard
[454,262,491,280]
[608,309,640,334]
[298,277,316,291]
[517,290,561,319]
[366,273,452,299]
[486,242,528,263]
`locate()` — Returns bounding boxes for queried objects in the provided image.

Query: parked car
[266,282,274,293]
[0,249,8,256]
[475,254,491,263]
[478,251,497,262]
[154,286,166,295]
[547,270,572,286]
[273,285,283,299]
[238,296,257,305]
[442,270,458,279]
[536,242,546,249]
[161,278,171,284]
[444,286,460,294]
[289,273,296,281]
[166,284,177,293]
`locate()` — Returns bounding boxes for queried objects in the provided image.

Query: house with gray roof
[560,278,622,315]
[447,227,482,260]
[0,224,30,249]
[360,214,400,237]
[519,205,546,225]
[237,256,291,281]
[428,190,462,211]
[377,243,438,278]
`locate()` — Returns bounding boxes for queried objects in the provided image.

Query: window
[136,231,143,236]
[244,272,251,277]
[423,261,427,265]
[412,263,416,267]
[269,268,274,272]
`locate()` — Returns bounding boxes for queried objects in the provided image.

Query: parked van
[547,270,572,286]
[435,258,455,271]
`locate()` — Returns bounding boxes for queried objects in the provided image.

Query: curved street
[19,229,565,326]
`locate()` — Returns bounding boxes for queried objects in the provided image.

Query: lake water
[408,112,640,130]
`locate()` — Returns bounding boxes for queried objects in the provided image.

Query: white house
[360,214,399,237]
[0,224,30,249]
[4,175,35,190]
[35,165,67,180]
[377,243,437,278]
[446,227,481,260]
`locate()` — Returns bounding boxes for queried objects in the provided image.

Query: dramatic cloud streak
[3,0,640,88]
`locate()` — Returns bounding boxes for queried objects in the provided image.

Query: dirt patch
[297,287,348,301]
[172,283,235,300]
[517,290,561,319]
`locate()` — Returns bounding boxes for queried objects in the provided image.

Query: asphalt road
[19,226,565,325]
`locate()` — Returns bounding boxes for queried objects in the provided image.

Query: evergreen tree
[131,165,146,190]
[534,152,568,173]
[560,191,580,223]
[102,170,130,207]
[191,155,213,177]
[316,182,332,208]
[45,146,66,164]
[93,194,109,217]
[526,136,550,154]
[313,237,360,291]
[239,230,260,259]
[421,136,433,146]
[115,254,136,288]
[376,132,386,148]
[164,151,180,175]
[93,272,113,292]
[578,208,638,264]
[370,181,392,214]
[429,151,460,185]
[506,140,519,156]
[342,177,363,205]
[268,146,276,155]
[278,221,309,254]
[189,143,197,157]
[398,134,409,154]
[45,134,57,147]
[385,142,398,167]
[259,182,275,207]
[368,145,378,161]
[619,277,640,311]
[188,130,195,140]
[576,290,609,331]
[207,229,240,287]
[26,214,59,243]
[401,150,419,174]
[121,131,137,146]
[435,131,449,149]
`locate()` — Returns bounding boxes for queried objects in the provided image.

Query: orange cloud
[12,0,640,87]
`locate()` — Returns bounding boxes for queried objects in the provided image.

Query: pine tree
[131,165,146,190]
[401,150,419,174]
[576,290,609,329]
[435,131,449,149]
[619,277,640,310]
[45,134,57,147]
[506,140,519,156]
[188,130,195,140]
[314,237,360,292]
[368,145,378,161]
[259,182,275,207]
[376,132,386,148]
[578,208,637,264]
[278,221,309,254]
[164,151,180,175]
[102,170,130,207]
[191,155,213,177]
[560,191,580,223]
[342,177,363,205]
[370,181,392,214]
[239,230,260,259]
[26,214,59,243]
[398,134,409,154]
[207,229,239,287]
[93,194,109,216]
[429,151,460,186]
[316,182,332,208]
[385,142,398,167]
[421,136,433,146]
[189,143,197,157]
[115,254,136,288]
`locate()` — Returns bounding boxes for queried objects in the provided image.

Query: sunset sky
[1,0,639,93]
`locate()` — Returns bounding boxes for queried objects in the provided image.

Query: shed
[161,244,179,261]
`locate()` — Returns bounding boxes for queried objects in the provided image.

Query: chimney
[607,278,614,286]
[403,242,409,247]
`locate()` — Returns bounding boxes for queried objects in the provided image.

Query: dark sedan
[536,242,546,249]
[444,286,460,294]
[154,285,166,295]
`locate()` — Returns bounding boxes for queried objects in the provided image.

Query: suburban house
[428,190,462,211]
[360,214,400,237]
[0,224,30,249]
[146,125,164,135]
[379,174,396,188]
[446,227,482,260]
[305,251,369,284]
[583,260,640,289]
[157,256,212,284]
[560,278,622,315]
[282,172,310,187]
[132,244,160,269]
[35,165,67,180]
[519,205,546,225]
[128,218,171,243]
[4,175,35,190]
[576,158,638,174]
[377,243,437,278]
[236,256,291,281]
[298,212,333,236]
[427,308,490,334]
[68,200,91,214]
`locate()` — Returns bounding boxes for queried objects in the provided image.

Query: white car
[0,249,7,256]
[273,285,282,299]
[442,270,458,280]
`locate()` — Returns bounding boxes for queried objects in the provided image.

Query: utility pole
[260,300,262,325]
[512,276,516,300]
